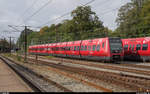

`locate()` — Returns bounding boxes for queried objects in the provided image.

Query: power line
[17,0,40,25]
[98,7,119,16]
[8,25,22,32]
[22,0,40,17]
[82,0,95,6]
[91,0,111,9]
[24,0,53,24]
[39,0,96,27]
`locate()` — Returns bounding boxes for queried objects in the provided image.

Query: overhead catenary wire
[17,0,40,26]
[91,0,111,9]
[39,0,96,27]
[38,0,123,28]
[98,7,120,16]
[21,0,40,17]
[11,0,131,34]
[16,0,121,29]
[24,0,53,24]
[38,8,120,29]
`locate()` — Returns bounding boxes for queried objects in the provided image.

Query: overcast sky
[0,0,131,41]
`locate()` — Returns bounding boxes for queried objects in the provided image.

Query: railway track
[8,54,150,92]
[28,55,150,77]
[120,63,150,70]
[26,57,150,92]
[8,55,113,92]
[26,57,150,79]
[0,55,72,92]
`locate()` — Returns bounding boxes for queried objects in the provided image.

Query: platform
[0,60,33,92]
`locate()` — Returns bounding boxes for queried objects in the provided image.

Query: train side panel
[122,37,150,62]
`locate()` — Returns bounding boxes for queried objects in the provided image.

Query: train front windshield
[109,38,123,53]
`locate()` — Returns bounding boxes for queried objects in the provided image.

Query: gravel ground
[28,56,150,72]
[136,63,150,66]
[5,57,64,92]
[26,56,150,92]
[7,55,143,92]
[7,57,102,92]
[29,57,150,79]
[35,66,101,92]
[41,61,133,92]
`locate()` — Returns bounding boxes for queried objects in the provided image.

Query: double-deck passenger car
[122,37,150,62]
[29,37,124,62]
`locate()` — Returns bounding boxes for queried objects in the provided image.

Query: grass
[45,55,54,59]
[3,53,23,62]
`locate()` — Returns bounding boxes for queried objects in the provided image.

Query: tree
[0,38,10,52]
[20,5,111,47]
[39,26,49,35]
[71,6,104,32]
[115,0,148,38]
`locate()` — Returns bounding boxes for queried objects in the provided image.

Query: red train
[29,37,124,62]
[122,37,150,62]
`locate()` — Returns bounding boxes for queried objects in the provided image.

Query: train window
[76,46,78,51]
[102,42,105,48]
[85,45,87,51]
[62,47,64,51]
[77,46,80,51]
[81,45,84,51]
[96,45,100,51]
[92,45,96,51]
[74,46,76,51]
[88,46,91,51]
[129,45,132,50]
[55,47,57,51]
[124,45,128,50]
[142,44,148,50]
[132,45,134,51]
[136,44,141,50]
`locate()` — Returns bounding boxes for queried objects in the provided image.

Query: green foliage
[17,5,113,47]
[115,0,150,38]
[17,1,150,48]
[0,38,10,52]
[17,55,21,61]
[17,29,33,49]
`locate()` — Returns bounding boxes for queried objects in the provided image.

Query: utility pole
[24,26,27,63]
[8,25,33,63]
[9,37,11,55]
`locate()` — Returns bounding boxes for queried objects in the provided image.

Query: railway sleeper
[18,56,150,91]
